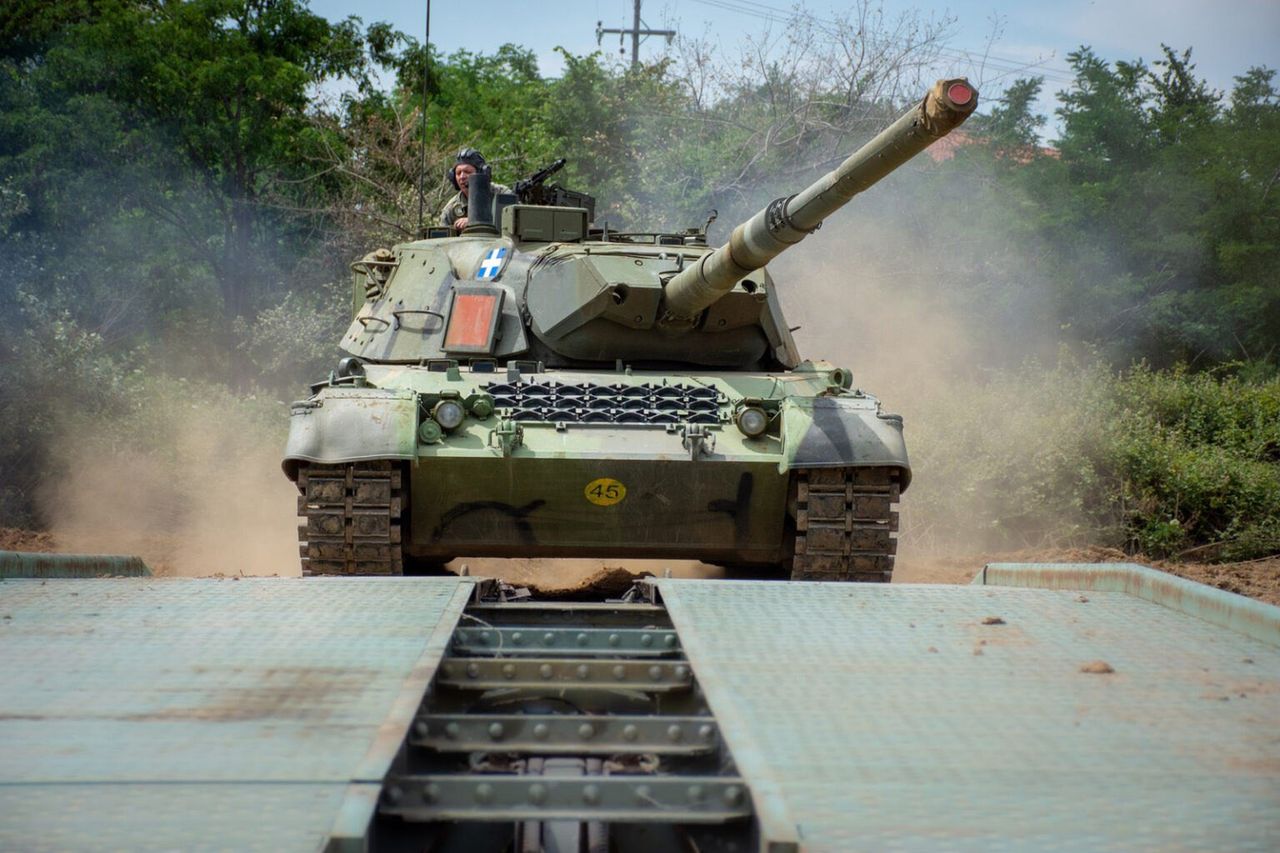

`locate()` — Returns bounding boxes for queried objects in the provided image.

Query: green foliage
[234,282,349,396]
[0,298,135,525]
[1103,365,1280,559]
[906,358,1280,560]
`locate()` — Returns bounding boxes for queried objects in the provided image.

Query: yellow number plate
[584,477,627,506]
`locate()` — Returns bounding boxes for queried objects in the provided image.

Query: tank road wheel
[791,467,900,582]
[296,461,405,576]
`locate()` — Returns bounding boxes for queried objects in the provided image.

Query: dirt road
[2,527,1276,605]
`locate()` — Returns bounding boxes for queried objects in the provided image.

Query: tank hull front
[285,364,909,579]
[406,456,789,564]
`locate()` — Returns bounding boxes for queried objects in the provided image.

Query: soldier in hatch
[439,147,512,233]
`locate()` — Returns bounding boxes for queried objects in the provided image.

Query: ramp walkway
[0,563,1275,850]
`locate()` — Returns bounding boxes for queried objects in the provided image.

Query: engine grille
[484,381,723,425]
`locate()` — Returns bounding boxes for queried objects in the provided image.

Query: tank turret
[660,78,977,325]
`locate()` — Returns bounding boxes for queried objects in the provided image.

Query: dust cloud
[41,405,300,577]
[771,163,1077,565]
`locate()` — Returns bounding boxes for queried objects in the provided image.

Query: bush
[1102,365,1280,559]
[901,357,1280,561]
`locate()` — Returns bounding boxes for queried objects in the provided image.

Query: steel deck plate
[0,577,472,851]
[657,578,1280,852]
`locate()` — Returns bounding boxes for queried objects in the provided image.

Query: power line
[684,0,1079,87]
[597,0,677,68]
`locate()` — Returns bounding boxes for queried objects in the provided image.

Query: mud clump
[0,528,55,552]
[1079,660,1115,675]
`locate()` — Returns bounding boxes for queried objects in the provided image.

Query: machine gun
[513,158,596,222]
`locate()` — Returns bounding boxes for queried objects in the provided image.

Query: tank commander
[439,147,511,232]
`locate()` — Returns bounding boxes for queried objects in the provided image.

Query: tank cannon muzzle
[660,78,978,325]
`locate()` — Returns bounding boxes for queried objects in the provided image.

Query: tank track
[791,467,900,582]
[296,461,404,576]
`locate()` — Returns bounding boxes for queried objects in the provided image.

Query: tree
[1,0,383,323]
[976,76,1045,150]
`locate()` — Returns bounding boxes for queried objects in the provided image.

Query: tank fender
[282,388,418,480]
[778,396,911,489]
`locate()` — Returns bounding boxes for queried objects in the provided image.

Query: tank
[283,79,978,581]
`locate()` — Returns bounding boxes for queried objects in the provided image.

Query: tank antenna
[416,0,431,238]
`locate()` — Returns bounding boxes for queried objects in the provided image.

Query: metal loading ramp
[0,564,1276,851]
[655,565,1280,852]
[0,577,475,851]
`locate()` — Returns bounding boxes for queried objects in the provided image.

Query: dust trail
[42,400,299,577]
[770,162,1085,560]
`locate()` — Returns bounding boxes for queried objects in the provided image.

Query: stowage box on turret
[283,79,978,581]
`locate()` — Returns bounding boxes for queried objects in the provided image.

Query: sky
[308,0,1280,134]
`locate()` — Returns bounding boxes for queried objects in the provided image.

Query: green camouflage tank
[283,79,978,581]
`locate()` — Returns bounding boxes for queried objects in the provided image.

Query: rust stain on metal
[122,666,374,723]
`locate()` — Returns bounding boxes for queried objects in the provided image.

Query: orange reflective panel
[444,292,500,350]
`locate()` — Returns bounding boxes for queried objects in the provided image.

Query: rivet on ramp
[723,785,743,807]
[466,663,480,679]
[533,723,549,740]
[502,663,516,680]
[622,724,639,741]
[543,632,556,645]
[488,722,505,741]
[539,663,554,679]
[528,783,547,805]
[577,664,591,679]
[612,664,626,680]
[583,784,601,805]
[422,783,440,804]
[578,722,596,739]
[634,784,652,804]
[687,784,705,803]
[445,723,461,740]
[649,665,664,680]
[667,724,684,742]
[474,783,493,804]
[608,633,621,646]
[576,632,589,646]
[641,633,654,647]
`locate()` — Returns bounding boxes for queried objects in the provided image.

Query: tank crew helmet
[447,147,487,189]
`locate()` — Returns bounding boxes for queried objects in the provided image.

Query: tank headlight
[735,406,769,437]
[418,420,443,445]
[433,399,466,431]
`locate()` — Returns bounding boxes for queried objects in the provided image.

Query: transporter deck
[0,563,1277,851]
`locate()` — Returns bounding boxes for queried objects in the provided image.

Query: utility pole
[596,0,675,69]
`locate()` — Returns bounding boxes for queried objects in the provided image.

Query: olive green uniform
[439,184,512,229]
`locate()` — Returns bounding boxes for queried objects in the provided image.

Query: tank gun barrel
[661,78,978,324]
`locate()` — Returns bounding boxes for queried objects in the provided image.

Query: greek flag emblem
[477,247,507,280]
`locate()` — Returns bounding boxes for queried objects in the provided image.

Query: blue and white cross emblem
[477,247,507,280]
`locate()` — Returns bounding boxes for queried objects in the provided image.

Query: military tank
[283,78,978,581]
